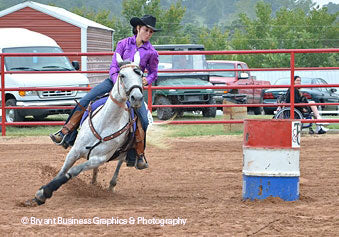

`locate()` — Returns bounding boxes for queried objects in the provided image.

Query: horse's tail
[151,113,178,126]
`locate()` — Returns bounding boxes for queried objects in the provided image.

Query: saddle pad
[80,97,136,132]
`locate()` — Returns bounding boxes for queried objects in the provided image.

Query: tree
[121,0,187,44]
[198,26,231,60]
[230,2,338,68]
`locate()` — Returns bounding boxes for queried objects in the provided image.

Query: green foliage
[69,0,337,66]
[0,0,337,66]
[198,26,231,60]
[230,2,338,68]
[120,0,188,44]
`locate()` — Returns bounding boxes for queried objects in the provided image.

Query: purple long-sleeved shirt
[109,35,159,85]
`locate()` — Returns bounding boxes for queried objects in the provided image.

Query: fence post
[147,84,152,112]
[242,119,301,201]
[290,52,295,119]
[1,54,5,135]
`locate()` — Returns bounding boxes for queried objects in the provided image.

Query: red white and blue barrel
[242,119,301,201]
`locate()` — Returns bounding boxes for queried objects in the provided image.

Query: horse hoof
[21,198,42,207]
[108,185,115,192]
[35,189,46,204]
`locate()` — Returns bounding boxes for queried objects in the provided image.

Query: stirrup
[135,155,149,170]
[49,129,67,146]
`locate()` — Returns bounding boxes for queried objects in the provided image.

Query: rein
[85,63,142,159]
[86,102,137,160]
[87,100,136,142]
[115,64,143,98]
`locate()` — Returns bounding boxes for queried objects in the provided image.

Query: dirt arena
[0,133,338,236]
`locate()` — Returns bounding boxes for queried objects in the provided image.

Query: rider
[50,14,160,169]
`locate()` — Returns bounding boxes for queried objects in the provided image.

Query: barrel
[242,119,301,201]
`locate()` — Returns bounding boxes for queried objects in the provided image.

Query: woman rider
[50,15,160,169]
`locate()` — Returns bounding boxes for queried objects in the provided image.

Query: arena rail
[1,49,339,135]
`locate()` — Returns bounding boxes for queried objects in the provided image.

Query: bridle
[109,63,144,111]
[117,64,143,96]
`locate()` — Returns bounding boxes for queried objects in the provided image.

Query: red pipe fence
[1,48,339,135]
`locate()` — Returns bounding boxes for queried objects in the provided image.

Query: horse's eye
[120,73,125,79]
[134,68,142,76]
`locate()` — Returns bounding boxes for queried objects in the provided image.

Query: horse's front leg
[109,159,124,192]
[33,156,107,206]
[55,148,81,179]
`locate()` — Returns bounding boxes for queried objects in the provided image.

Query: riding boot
[50,110,85,146]
[134,119,148,170]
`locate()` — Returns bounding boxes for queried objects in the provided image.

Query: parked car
[263,77,339,114]
[0,28,89,122]
[207,60,270,114]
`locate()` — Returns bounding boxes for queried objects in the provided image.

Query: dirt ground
[0,133,338,236]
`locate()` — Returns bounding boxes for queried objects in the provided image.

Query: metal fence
[1,48,339,135]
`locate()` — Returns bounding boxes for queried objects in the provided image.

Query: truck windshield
[274,78,313,85]
[207,62,236,77]
[158,54,207,70]
[3,46,75,71]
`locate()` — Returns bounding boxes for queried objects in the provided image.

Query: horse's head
[115,52,144,108]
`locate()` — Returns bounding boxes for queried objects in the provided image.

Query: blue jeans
[66,78,113,122]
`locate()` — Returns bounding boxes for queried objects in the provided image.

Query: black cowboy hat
[130,15,161,32]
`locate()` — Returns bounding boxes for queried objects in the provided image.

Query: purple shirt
[109,35,159,85]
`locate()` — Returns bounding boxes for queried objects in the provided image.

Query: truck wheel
[155,96,173,120]
[5,99,24,122]
[203,98,217,117]
[252,106,263,115]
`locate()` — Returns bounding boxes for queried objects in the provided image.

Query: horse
[25,52,144,206]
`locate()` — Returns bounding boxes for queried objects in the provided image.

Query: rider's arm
[144,50,159,85]
[109,40,126,83]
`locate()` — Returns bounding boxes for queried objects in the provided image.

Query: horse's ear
[115,52,123,64]
[133,51,140,66]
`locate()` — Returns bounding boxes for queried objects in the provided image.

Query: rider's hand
[142,77,148,86]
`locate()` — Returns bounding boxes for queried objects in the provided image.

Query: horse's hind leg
[91,167,98,185]
[109,159,123,192]
[34,156,107,205]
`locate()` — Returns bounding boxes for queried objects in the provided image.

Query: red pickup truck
[207,60,270,115]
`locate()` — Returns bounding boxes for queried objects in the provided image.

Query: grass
[1,112,338,137]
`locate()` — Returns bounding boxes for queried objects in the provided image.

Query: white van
[0,28,89,122]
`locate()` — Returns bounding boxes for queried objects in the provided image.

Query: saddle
[81,95,142,166]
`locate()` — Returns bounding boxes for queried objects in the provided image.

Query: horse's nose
[130,91,143,108]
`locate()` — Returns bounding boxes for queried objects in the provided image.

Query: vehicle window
[242,63,249,69]
[158,55,173,69]
[159,54,207,70]
[3,46,74,71]
[317,78,329,92]
[274,78,313,85]
[207,62,235,77]
[237,64,247,77]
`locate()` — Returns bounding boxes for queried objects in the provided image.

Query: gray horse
[26,52,144,206]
